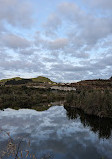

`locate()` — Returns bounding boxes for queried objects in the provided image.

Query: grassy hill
[0,76,54,85]
[0,77,22,84]
[31,76,53,83]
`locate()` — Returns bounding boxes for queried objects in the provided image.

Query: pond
[0,106,112,159]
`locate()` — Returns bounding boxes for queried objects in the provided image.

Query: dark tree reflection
[64,106,112,139]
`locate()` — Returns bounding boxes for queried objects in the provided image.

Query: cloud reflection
[0,106,112,159]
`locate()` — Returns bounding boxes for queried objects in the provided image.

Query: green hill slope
[0,76,54,85]
[31,76,53,83]
[0,77,22,84]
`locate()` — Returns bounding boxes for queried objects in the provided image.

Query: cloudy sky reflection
[0,106,112,159]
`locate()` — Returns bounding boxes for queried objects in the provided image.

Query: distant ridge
[0,76,112,85]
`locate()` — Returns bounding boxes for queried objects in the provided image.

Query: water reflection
[64,106,112,139]
[0,106,112,159]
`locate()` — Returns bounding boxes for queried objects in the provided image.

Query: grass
[0,129,53,159]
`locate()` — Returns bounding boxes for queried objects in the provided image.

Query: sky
[0,0,112,82]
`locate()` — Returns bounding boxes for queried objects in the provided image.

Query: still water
[0,106,112,159]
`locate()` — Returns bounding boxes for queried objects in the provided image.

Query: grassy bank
[65,89,112,118]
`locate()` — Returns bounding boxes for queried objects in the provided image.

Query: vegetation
[65,89,112,118]
[5,79,32,85]
[31,76,53,83]
[70,76,112,90]
[0,129,53,159]
[0,86,67,110]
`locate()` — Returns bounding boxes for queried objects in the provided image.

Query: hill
[31,76,53,83]
[0,77,22,83]
[0,76,54,85]
[70,77,112,89]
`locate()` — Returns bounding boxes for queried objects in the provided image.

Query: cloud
[58,2,82,20]
[0,71,6,79]
[58,2,112,45]
[43,13,62,36]
[0,0,111,81]
[48,50,112,81]
[19,48,38,56]
[0,48,45,75]
[83,0,112,10]
[47,38,68,50]
[50,63,86,72]
[35,2,112,59]
[0,0,34,29]
[0,34,31,49]
[0,58,45,73]
[35,32,68,51]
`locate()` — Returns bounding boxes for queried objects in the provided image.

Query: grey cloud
[36,2,112,60]
[50,63,86,72]
[47,38,68,50]
[0,71,6,79]
[1,34,31,49]
[62,72,87,81]
[48,51,112,81]
[58,2,82,20]
[0,21,6,32]
[35,33,68,51]
[58,2,112,45]
[63,47,90,59]
[83,0,112,10]
[93,54,112,68]
[0,54,45,73]
[0,49,12,60]
[43,13,62,36]
[19,48,38,56]
[0,0,34,28]
[42,57,58,63]
[0,49,111,81]
[35,32,89,59]
[81,17,112,44]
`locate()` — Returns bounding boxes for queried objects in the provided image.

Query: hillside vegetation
[71,77,112,90]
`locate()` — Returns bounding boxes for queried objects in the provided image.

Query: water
[0,106,112,159]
